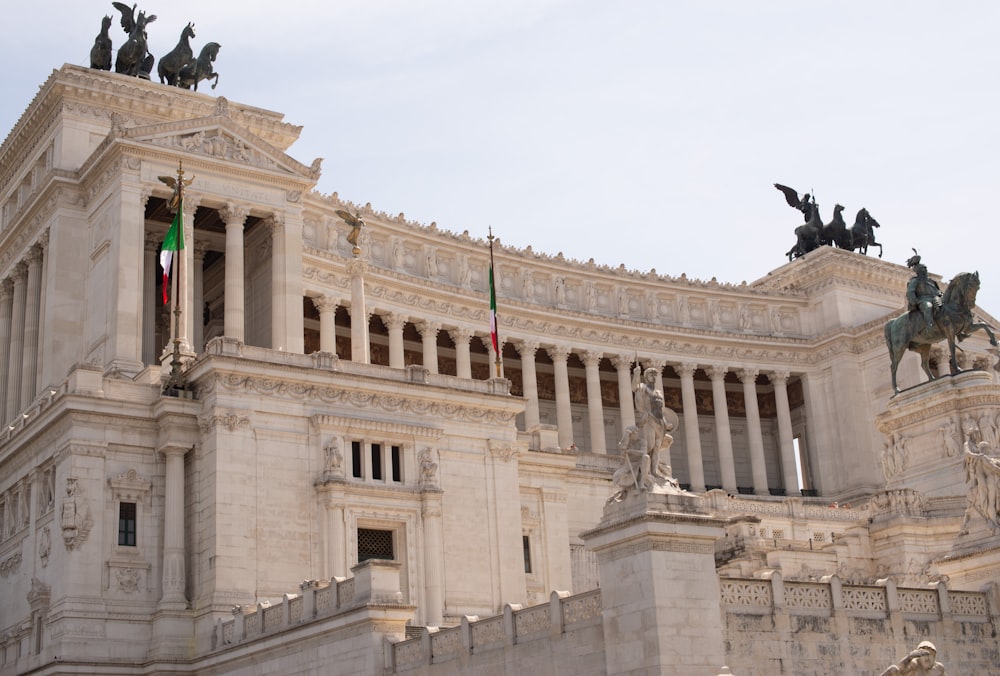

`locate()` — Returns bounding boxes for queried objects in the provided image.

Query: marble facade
[0,65,998,675]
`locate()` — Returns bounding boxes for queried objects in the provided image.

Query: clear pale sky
[2,1,998,315]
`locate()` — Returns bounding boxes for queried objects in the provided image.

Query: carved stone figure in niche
[418,448,439,487]
[425,248,437,278]
[881,432,906,480]
[553,276,566,306]
[940,419,961,458]
[879,640,947,675]
[323,438,343,478]
[61,478,93,551]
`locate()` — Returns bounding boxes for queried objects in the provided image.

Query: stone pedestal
[582,491,729,675]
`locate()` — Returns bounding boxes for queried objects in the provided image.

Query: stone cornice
[310,414,444,440]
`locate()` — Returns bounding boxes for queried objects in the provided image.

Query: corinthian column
[179,196,199,353]
[449,327,473,379]
[6,263,27,420]
[612,354,636,432]
[312,295,338,353]
[771,370,801,496]
[417,320,440,374]
[21,245,42,406]
[516,340,541,431]
[583,350,607,453]
[143,233,158,364]
[348,259,370,364]
[677,362,706,492]
[548,345,573,450]
[708,365,737,493]
[220,203,248,341]
[739,368,769,495]
[0,279,12,419]
[385,313,406,368]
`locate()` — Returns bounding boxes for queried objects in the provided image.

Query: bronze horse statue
[884,271,997,393]
[178,42,221,91]
[158,22,195,86]
[848,208,882,257]
[90,15,113,71]
[821,204,851,249]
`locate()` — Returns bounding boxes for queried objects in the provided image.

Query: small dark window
[352,441,363,478]
[391,446,401,482]
[358,528,394,561]
[522,535,532,573]
[118,502,137,546]
[371,443,383,480]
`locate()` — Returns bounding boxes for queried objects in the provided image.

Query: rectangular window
[352,441,363,478]
[523,535,532,573]
[391,446,401,482]
[358,528,394,562]
[118,501,137,547]
[371,443,383,480]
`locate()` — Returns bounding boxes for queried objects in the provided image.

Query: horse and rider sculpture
[91,4,221,91]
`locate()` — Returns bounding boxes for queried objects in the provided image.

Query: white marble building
[0,65,998,675]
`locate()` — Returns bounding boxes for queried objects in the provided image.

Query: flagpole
[166,160,187,392]
[487,227,502,378]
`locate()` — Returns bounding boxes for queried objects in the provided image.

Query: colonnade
[0,237,46,424]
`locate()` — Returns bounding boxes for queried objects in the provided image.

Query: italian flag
[489,262,498,354]
[159,203,184,304]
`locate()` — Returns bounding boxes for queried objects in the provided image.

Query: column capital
[219,202,250,226]
[25,243,43,265]
[346,258,367,277]
[384,312,407,331]
[546,345,571,363]
[35,230,50,251]
[12,261,27,281]
[737,367,760,384]
[706,365,728,381]
[180,192,203,214]
[416,320,441,338]
[582,350,604,368]
[448,326,473,345]
[642,356,666,372]
[610,353,634,370]
[263,213,284,234]
[770,369,790,386]
[676,361,699,379]
[515,339,540,358]
[311,295,339,313]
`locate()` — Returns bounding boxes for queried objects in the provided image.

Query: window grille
[358,528,394,562]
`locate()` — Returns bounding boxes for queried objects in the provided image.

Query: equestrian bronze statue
[884,255,997,393]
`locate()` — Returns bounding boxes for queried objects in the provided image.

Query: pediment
[121,114,321,182]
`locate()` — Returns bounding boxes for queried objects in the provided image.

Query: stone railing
[212,559,404,650]
[388,589,603,671]
[201,337,511,396]
[720,574,993,620]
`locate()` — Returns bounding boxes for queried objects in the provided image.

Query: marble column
[220,203,248,342]
[179,197,199,354]
[160,445,189,608]
[266,215,285,351]
[421,490,444,626]
[385,313,405,368]
[324,494,346,579]
[142,234,158,365]
[348,259,370,364]
[612,354,636,432]
[0,279,12,419]
[34,232,49,396]
[739,368,769,495]
[449,327,473,379]
[313,296,338,354]
[583,350,607,453]
[21,245,42,407]
[417,320,440,374]
[6,263,27,420]
[193,244,207,353]
[707,365,737,493]
[548,346,573,450]
[516,340,541,431]
[772,370,801,496]
[677,362,706,492]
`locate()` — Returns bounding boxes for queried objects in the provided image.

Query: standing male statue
[632,366,671,479]
[879,640,947,675]
[905,252,942,333]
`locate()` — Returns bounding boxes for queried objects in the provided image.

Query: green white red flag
[160,202,184,304]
